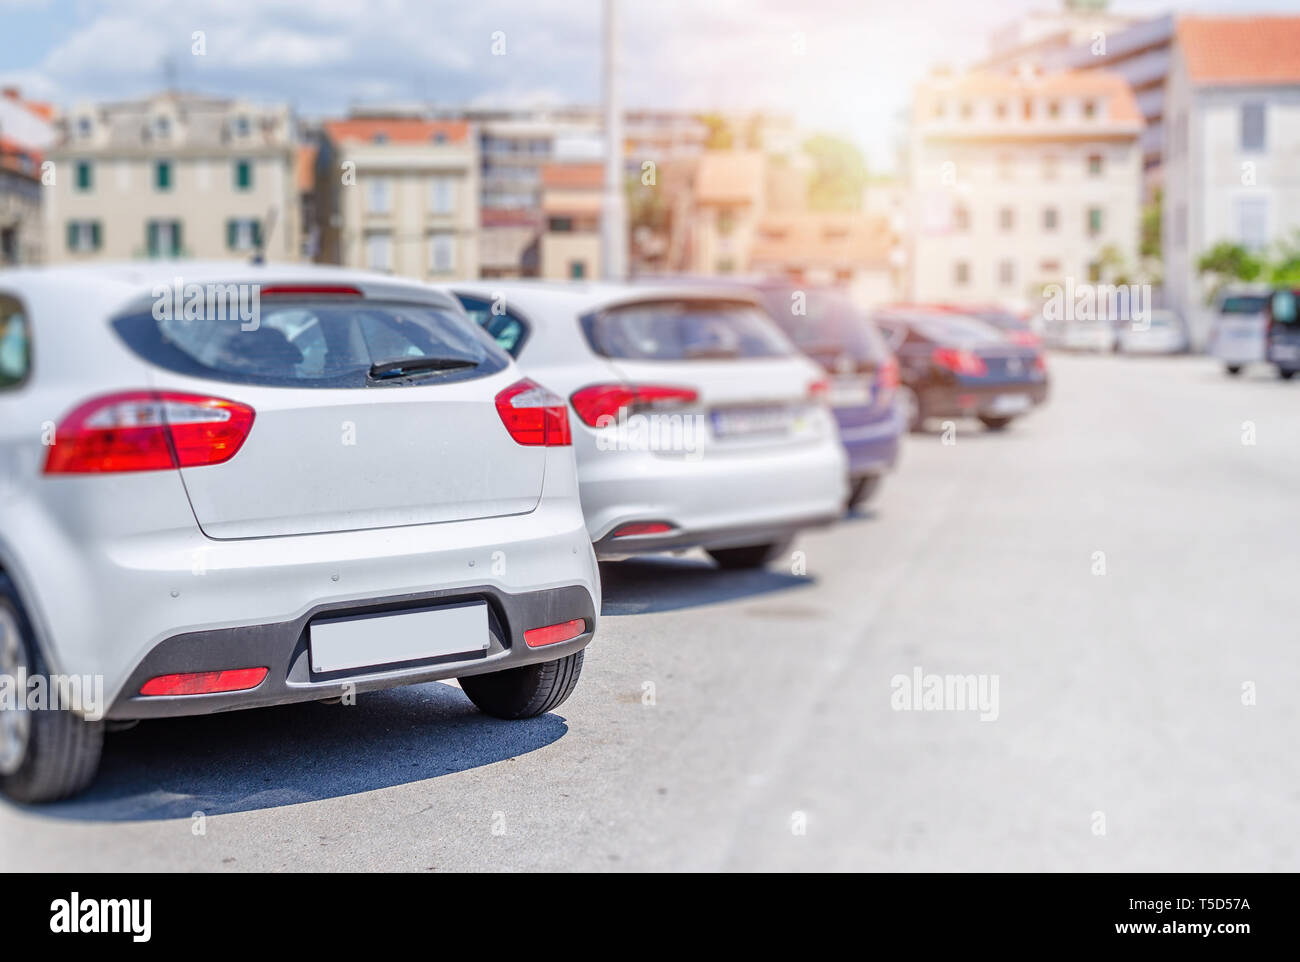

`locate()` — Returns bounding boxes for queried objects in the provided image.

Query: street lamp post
[601,0,627,281]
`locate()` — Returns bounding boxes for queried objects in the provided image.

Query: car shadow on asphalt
[17,683,566,822]
[599,555,814,616]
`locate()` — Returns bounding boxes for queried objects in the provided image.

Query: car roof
[1,260,461,315]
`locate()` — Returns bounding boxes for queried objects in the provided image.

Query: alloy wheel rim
[0,608,31,776]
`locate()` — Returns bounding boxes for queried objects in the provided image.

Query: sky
[1,0,1296,171]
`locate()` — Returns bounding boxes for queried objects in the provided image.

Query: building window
[1047,100,1061,119]
[146,220,182,257]
[1087,261,1102,282]
[998,260,1015,286]
[233,159,253,190]
[1087,153,1104,176]
[953,204,970,232]
[372,133,389,145]
[716,258,734,274]
[995,101,1007,119]
[366,233,392,271]
[66,220,102,253]
[1087,207,1104,237]
[1043,207,1058,231]
[226,218,262,251]
[548,217,573,232]
[154,116,171,139]
[1022,99,1033,120]
[75,161,93,191]
[430,177,454,215]
[954,261,970,285]
[367,179,391,214]
[234,115,251,137]
[154,160,172,191]
[1235,197,1268,250]
[999,207,1014,232]
[431,234,455,273]
[717,209,735,236]
[569,260,586,279]
[1083,100,1097,119]
[1241,103,1266,152]
[77,116,92,138]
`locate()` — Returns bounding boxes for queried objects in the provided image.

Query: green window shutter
[147,222,159,257]
[235,160,252,189]
[76,162,91,190]
[156,162,170,190]
[66,222,77,251]
[227,220,237,250]
[90,222,102,250]
[172,222,183,255]
[252,221,263,249]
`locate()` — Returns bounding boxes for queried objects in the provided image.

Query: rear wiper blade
[684,345,740,359]
[368,356,477,379]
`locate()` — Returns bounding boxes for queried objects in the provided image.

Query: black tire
[707,538,793,570]
[1225,365,1243,376]
[1279,369,1297,381]
[847,475,882,510]
[0,575,104,804]
[460,650,584,720]
[979,415,1015,431]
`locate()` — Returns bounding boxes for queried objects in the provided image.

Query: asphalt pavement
[4,352,1298,871]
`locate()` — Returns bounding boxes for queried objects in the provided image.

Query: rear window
[1272,291,1299,325]
[0,295,31,389]
[1221,295,1269,315]
[905,314,1005,345]
[760,289,891,365]
[581,299,793,361]
[112,298,508,388]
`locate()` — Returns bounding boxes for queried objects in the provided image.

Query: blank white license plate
[829,376,871,407]
[989,394,1031,414]
[711,406,794,438]
[309,601,489,673]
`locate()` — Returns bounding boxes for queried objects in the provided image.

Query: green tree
[699,113,733,150]
[803,134,868,212]
[1140,187,1161,262]
[1266,231,1300,286]
[1196,241,1264,305]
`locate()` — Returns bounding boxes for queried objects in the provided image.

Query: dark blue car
[749,282,903,509]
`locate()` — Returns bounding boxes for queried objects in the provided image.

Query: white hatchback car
[447,282,847,568]
[0,263,599,802]
[1208,288,1272,375]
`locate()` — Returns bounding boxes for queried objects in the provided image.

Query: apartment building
[44,91,298,262]
[539,162,602,280]
[908,68,1143,308]
[0,88,55,265]
[1163,16,1300,342]
[316,116,478,280]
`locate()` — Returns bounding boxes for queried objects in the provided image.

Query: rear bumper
[579,435,848,556]
[921,379,1049,418]
[835,405,902,478]
[107,583,596,720]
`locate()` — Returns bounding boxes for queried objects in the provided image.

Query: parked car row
[1208,286,1300,380]
[1042,310,1191,355]
[0,265,1050,802]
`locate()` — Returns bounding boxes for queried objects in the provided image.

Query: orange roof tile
[322,118,469,145]
[1176,16,1300,86]
[541,162,603,190]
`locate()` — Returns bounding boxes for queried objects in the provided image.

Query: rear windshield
[581,299,793,361]
[759,289,891,364]
[906,315,1005,345]
[112,298,508,389]
[1221,295,1268,315]
[1270,291,1299,325]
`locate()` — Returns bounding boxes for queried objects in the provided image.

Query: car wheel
[979,415,1015,431]
[0,576,104,804]
[1280,369,1297,380]
[460,650,584,720]
[707,538,794,570]
[1225,365,1243,376]
[847,475,882,510]
[898,385,923,433]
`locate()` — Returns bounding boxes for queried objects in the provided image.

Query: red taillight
[1009,330,1041,348]
[495,378,571,446]
[139,667,268,697]
[44,391,255,475]
[1033,352,1048,372]
[523,618,587,648]
[569,383,698,428]
[807,378,831,403]
[876,357,900,404]
[612,521,675,537]
[260,284,363,298]
[932,347,988,377]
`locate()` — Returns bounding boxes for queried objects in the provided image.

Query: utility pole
[601,0,627,280]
